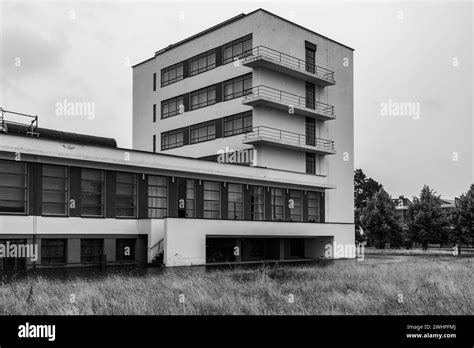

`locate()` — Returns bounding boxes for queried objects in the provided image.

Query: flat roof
[132,8,354,68]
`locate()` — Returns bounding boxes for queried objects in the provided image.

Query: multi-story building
[0,9,354,270]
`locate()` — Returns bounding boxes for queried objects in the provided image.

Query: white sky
[0,0,472,200]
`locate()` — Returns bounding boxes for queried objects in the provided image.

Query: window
[223,74,252,101]
[161,128,185,150]
[227,183,243,220]
[148,175,167,218]
[161,96,184,119]
[153,104,156,123]
[224,111,252,137]
[307,191,321,222]
[0,160,27,214]
[186,179,195,218]
[153,72,157,91]
[116,239,135,262]
[305,82,316,109]
[250,186,264,221]
[190,121,216,144]
[190,86,216,110]
[161,62,184,87]
[305,46,316,73]
[42,165,68,216]
[116,172,137,218]
[190,50,216,76]
[289,239,305,258]
[81,239,103,264]
[271,188,284,221]
[203,181,220,219]
[153,135,156,153]
[81,169,104,217]
[41,239,67,265]
[306,153,316,174]
[223,35,252,64]
[289,190,303,222]
[305,118,315,146]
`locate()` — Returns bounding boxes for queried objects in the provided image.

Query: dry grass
[1,257,473,315]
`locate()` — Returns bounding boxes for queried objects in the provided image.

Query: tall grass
[1,257,472,315]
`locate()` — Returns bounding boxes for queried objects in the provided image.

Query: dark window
[250,186,264,221]
[161,96,185,119]
[81,239,103,264]
[223,74,252,101]
[228,183,243,220]
[153,104,156,123]
[271,188,284,221]
[41,239,67,265]
[224,111,253,137]
[161,128,185,150]
[116,239,135,262]
[42,165,68,216]
[186,179,195,218]
[203,181,220,219]
[190,50,216,76]
[153,72,156,91]
[306,153,316,174]
[190,86,216,110]
[81,169,105,217]
[289,190,303,222]
[307,191,321,222]
[223,35,252,64]
[153,135,156,153]
[116,172,137,218]
[305,82,315,109]
[289,239,305,258]
[0,160,27,214]
[305,44,316,73]
[161,62,184,87]
[305,117,315,146]
[190,121,216,144]
[148,175,167,218]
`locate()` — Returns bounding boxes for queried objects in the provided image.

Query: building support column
[279,239,285,261]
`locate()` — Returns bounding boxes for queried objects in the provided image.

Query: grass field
[1,256,473,315]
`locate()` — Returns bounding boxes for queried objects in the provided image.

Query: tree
[406,185,449,250]
[354,169,384,242]
[360,188,402,248]
[450,184,474,254]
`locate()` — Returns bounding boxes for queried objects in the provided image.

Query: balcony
[242,126,336,155]
[241,46,335,87]
[242,86,335,121]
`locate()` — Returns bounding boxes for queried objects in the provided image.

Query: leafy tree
[360,188,402,248]
[354,169,384,242]
[450,184,474,254]
[406,185,449,249]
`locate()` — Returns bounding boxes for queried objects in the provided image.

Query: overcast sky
[0,0,472,200]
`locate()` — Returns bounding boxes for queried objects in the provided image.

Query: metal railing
[244,126,335,151]
[243,46,335,84]
[0,107,39,136]
[149,238,165,259]
[243,85,335,117]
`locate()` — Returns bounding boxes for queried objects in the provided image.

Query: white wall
[163,218,354,266]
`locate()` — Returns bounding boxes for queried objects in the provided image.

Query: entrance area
[0,239,27,272]
[205,236,330,264]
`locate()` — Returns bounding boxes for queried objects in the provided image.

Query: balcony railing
[244,126,335,151]
[243,46,336,84]
[243,85,335,118]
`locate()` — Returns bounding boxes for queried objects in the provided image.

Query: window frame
[161,128,186,150]
[306,153,316,174]
[115,172,137,218]
[307,191,321,223]
[80,239,103,264]
[148,175,168,218]
[224,111,253,137]
[190,120,217,144]
[222,34,253,64]
[190,85,216,110]
[289,190,303,222]
[161,96,185,119]
[223,74,253,101]
[41,239,67,265]
[161,62,184,87]
[227,183,243,220]
[0,160,27,215]
[41,164,68,217]
[80,168,105,218]
[203,180,220,219]
[250,186,264,221]
[271,187,284,221]
[189,49,217,76]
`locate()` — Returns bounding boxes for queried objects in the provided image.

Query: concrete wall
[163,218,354,266]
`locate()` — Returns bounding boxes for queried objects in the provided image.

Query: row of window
[158,34,252,87]
[41,238,135,265]
[0,160,322,222]
[161,111,252,151]
[160,73,252,119]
